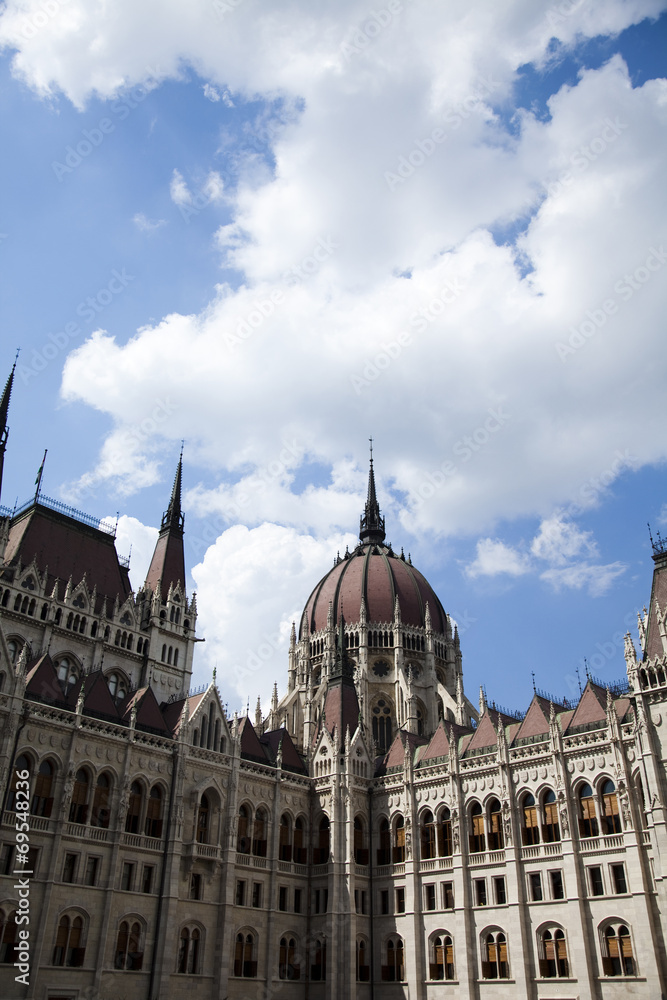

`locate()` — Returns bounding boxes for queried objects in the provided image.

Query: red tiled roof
[644,554,667,660]
[260,728,307,773]
[144,528,186,601]
[322,681,361,742]
[4,504,131,614]
[239,716,268,762]
[563,682,606,731]
[301,544,448,635]
[512,697,551,743]
[122,687,171,734]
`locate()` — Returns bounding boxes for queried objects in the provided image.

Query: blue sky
[0,0,666,717]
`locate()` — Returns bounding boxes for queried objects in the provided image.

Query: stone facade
[0,365,666,999]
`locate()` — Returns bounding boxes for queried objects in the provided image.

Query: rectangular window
[0,844,14,876]
[279,886,288,911]
[441,882,454,909]
[315,888,328,913]
[236,880,246,906]
[611,863,628,894]
[85,856,99,887]
[142,865,155,894]
[121,861,135,891]
[588,866,604,896]
[63,853,78,884]
[529,872,543,901]
[26,847,39,877]
[396,886,405,913]
[475,878,487,906]
[354,889,367,914]
[494,876,506,905]
[425,884,436,911]
[190,873,202,900]
[550,870,565,900]
[380,889,389,915]
[361,891,367,914]
[252,882,262,908]
[294,888,302,913]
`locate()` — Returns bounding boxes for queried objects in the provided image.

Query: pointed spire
[359,438,386,544]
[255,696,263,728]
[145,449,187,600]
[479,684,487,715]
[0,353,17,503]
[424,601,432,632]
[271,682,279,714]
[290,621,296,648]
[162,447,184,532]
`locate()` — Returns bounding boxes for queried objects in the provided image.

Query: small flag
[34,448,47,495]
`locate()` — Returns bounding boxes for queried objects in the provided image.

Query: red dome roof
[301,543,448,636]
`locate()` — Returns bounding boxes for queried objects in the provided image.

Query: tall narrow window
[294,817,306,863]
[196,795,209,844]
[603,925,635,976]
[378,818,390,865]
[522,794,540,845]
[354,816,368,864]
[469,803,485,853]
[69,769,90,825]
[601,780,621,835]
[279,814,292,861]
[237,806,250,853]
[32,760,54,817]
[253,809,267,857]
[421,810,436,859]
[53,915,85,967]
[438,807,453,856]
[488,799,503,850]
[145,786,163,838]
[315,816,330,864]
[579,784,598,838]
[91,773,111,828]
[394,816,406,863]
[356,939,369,981]
[543,790,560,842]
[0,910,18,964]
[279,936,299,980]
[115,920,143,970]
[125,782,143,834]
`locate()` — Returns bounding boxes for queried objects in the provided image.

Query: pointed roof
[122,687,171,734]
[359,440,385,544]
[144,453,187,601]
[25,653,65,706]
[238,716,268,763]
[375,728,429,775]
[0,357,17,504]
[260,728,307,773]
[418,720,450,761]
[561,681,608,733]
[66,670,121,720]
[511,696,552,744]
[321,677,361,743]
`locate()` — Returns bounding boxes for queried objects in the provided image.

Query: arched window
[107,672,127,701]
[234,932,257,977]
[161,645,166,663]
[543,790,560,842]
[378,818,391,865]
[482,932,508,979]
[372,698,393,754]
[421,810,436,860]
[354,816,368,864]
[601,780,621,835]
[393,815,405,863]
[488,798,503,850]
[0,909,18,964]
[237,806,251,854]
[603,924,635,976]
[311,938,326,981]
[69,769,90,825]
[382,937,405,982]
[279,936,300,980]
[539,928,569,978]
[438,807,453,856]
[279,813,292,861]
[115,920,143,970]
[56,657,78,691]
[578,783,598,838]
[294,817,306,863]
[7,753,31,812]
[522,793,539,845]
[31,760,54,817]
[53,914,85,967]
[356,939,369,981]
[253,808,268,857]
[196,795,209,844]
[315,816,330,864]
[430,934,455,980]
[178,926,201,974]
[125,782,143,834]
[469,802,485,854]
[91,773,111,828]
[145,786,163,838]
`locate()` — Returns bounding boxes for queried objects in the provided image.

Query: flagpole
[34,449,47,501]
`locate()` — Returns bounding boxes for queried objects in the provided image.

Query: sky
[0,0,666,719]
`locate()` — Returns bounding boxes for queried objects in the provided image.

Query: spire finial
[531,670,536,693]
[359,438,386,544]
[161,449,184,533]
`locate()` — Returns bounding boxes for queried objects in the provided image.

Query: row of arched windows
[161,644,179,666]
[192,701,225,753]
[6,754,165,835]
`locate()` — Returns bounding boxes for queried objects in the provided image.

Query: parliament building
[0,358,666,999]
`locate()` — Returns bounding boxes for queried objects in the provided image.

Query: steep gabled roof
[67,670,121,720]
[122,686,171,734]
[562,681,607,732]
[238,716,268,763]
[25,653,63,706]
[260,728,307,773]
[321,681,361,743]
[511,696,551,744]
[375,728,429,775]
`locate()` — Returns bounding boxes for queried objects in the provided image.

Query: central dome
[300,450,447,636]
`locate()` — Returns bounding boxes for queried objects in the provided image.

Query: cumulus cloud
[110,515,159,590]
[530,514,598,566]
[539,561,627,597]
[466,539,531,579]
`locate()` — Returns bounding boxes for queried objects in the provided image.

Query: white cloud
[191,523,357,703]
[540,561,627,597]
[466,539,531,578]
[110,515,159,590]
[204,170,225,203]
[133,212,166,233]
[531,514,598,566]
[203,82,221,101]
[169,168,192,206]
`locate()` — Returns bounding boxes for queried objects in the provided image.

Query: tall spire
[144,449,187,600]
[0,353,18,504]
[359,437,386,544]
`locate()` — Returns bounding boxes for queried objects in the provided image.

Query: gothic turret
[359,440,386,544]
[145,451,187,600]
